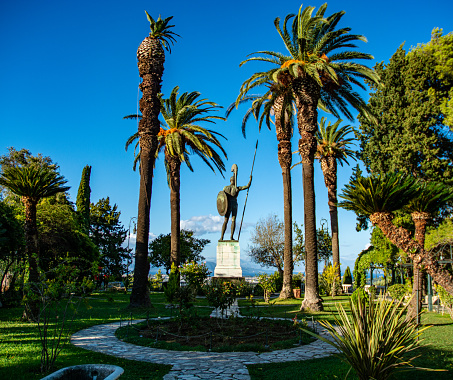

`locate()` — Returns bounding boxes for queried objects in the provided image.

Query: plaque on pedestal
[214,241,242,278]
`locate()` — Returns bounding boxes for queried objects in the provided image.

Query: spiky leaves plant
[0,165,70,320]
[302,294,431,380]
[339,173,453,295]
[405,182,453,318]
[239,3,378,311]
[158,86,226,271]
[316,117,355,283]
[131,11,179,308]
[228,78,296,299]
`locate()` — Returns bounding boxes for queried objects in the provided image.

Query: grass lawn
[1,292,452,380]
[0,292,172,380]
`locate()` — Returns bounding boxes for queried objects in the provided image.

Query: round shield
[216,190,228,216]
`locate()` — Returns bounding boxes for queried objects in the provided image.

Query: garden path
[71,314,338,380]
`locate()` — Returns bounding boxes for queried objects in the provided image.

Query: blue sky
[2,0,452,273]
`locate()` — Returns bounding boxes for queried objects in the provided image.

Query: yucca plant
[302,294,432,380]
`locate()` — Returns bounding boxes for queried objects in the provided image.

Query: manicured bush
[387,284,409,300]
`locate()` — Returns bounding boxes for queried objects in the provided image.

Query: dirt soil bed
[128,316,312,352]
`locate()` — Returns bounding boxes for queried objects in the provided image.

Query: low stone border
[71,319,338,380]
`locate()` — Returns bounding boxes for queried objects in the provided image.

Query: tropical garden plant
[339,172,453,296]
[130,11,179,308]
[0,165,70,320]
[238,3,379,311]
[405,182,453,317]
[316,117,356,280]
[301,294,432,380]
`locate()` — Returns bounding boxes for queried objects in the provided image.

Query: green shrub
[435,284,453,320]
[164,263,179,304]
[387,284,408,300]
[180,261,210,295]
[258,273,278,302]
[351,287,369,306]
[302,294,430,380]
[203,280,237,317]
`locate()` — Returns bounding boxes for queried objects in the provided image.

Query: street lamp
[125,216,137,292]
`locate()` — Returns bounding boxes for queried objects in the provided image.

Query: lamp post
[125,217,137,292]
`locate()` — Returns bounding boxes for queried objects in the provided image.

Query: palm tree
[158,86,227,270]
[316,117,355,285]
[339,173,453,296]
[240,4,379,310]
[228,79,296,299]
[406,182,453,318]
[130,11,179,308]
[0,165,70,320]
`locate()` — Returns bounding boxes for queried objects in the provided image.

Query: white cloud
[180,214,224,236]
[124,232,157,247]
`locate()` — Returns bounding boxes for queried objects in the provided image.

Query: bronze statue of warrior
[217,164,252,241]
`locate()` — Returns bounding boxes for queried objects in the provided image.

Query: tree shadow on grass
[247,346,452,380]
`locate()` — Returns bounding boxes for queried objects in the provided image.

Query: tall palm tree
[240,3,379,310]
[158,86,227,269]
[339,173,453,296]
[228,79,296,299]
[316,117,355,285]
[130,11,179,308]
[0,165,70,320]
[406,182,453,318]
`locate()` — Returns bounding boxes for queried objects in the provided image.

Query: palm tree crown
[158,86,227,174]
[143,11,179,53]
[339,172,418,216]
[316,117,355,165]
[0,165,70,201]
[406,182,453,215]
[240,3,379,122]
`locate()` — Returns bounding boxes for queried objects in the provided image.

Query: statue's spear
[238,140,258,240]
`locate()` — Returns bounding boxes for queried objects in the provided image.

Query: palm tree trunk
[320,157,341,288]
[130,35,165,308]
[23,197,40,321]
[409,211,429,319]
[279,141,293,299]
[293,76,323,311]
[369,212,453,296]
[274,98,294,300]
[169,156,181,271]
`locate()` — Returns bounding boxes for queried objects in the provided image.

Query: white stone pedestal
[214,241,242,277]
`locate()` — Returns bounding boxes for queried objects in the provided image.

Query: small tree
[180,261,211,295]
[257,273,278,303]
[323,262,341,297]
[248,215,285,277]
[90,197,130,282]
[203,280,238,319]
[342,266,352,284]
[149,230,209,274]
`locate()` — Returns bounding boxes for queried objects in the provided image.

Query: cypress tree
[342,266,353,285]
[357,40,453,185]
[76,165,91,233]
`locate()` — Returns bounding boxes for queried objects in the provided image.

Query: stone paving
[71,303,338,380]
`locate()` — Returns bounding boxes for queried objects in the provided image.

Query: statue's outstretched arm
[238,176,252,191]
